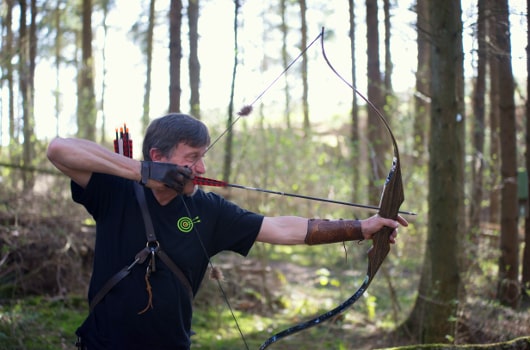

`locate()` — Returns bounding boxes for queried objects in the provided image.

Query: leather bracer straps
[304,219,363,245]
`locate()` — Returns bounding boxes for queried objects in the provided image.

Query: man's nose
[193,159,206,175]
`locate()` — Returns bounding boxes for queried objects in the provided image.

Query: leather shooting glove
[140,161,193,194]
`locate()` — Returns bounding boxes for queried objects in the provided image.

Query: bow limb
[258,28,405,349]
[319,24,405,282]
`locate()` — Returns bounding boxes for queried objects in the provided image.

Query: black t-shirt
[73,173,263,349]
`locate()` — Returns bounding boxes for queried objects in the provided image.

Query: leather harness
[89,182,193,313]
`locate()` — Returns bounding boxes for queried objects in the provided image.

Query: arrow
[193,176,416,216]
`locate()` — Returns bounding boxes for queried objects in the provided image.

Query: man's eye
[188,154,204,162]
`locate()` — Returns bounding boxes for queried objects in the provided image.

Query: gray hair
[142,113,210,161]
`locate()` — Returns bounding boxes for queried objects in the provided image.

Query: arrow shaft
[194,177,415,215]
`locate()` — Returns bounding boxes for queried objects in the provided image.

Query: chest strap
[89,183,193,313]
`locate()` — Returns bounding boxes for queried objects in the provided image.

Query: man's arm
[47,137,141,188]
[256,215,406,245]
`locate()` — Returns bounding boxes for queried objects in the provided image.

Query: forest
[0,0,529,349]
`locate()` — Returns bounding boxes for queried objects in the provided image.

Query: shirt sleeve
[201,192,264,257]
[71,173,130,220]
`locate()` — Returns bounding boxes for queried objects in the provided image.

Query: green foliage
[0,296,86,350]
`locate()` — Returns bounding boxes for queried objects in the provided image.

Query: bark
[143,0,156,130]
[222,0,241,183]
[402,0,464,343]
[469,0,487,242]
[280,0,291,128]
[494,0,520,309]
[169,0,182,112]
[77,0,96,141]
[425,0,464,341]
[366,0,386,204]
[188,0,200,118]
[348,0,360,201]
[487,0,501,224]
[413,0,431,163]
[524,0,530,305]
[3,0,15,147]
[299,0,309,131]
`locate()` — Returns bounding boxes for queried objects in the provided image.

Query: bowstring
[179,195,251,349]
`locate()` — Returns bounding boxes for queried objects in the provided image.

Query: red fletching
[193,176,228,187]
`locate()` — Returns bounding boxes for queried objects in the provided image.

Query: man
[47,113,407,350]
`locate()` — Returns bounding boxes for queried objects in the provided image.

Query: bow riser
[377,158,405,219]
[368,157,404,280]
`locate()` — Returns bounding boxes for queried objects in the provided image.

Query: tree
[142,0,156,130]
[1,0,16,151]
[487,0,501,224]
[494,0,520,309]
[19,0,38,190]
[412,0,430,163]
[77,0,96,141]
[524,0,530,305]
[366,0,386,204]
[469,0,487,242]
[222,0,241,183]
[280,0,291,128]
[402,0,464,343]
[169,0,182,112]
[348,0,360,200]
[188,0,200,118]
[298,0,309,131]
[98,0,112,143]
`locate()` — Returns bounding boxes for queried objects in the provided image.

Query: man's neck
[151,188,178,206]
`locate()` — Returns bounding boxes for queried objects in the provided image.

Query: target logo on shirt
[176,216,201,233]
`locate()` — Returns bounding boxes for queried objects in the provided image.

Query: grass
[0,296,86,350]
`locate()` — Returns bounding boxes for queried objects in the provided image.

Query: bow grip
[366,225,394,279]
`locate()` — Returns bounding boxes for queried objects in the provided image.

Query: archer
[47,113,408,350]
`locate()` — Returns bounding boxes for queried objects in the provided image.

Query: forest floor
[0,193,529,349]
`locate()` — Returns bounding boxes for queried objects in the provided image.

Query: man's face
[161,143,207,176]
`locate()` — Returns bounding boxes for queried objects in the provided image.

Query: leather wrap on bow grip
[366,156,404,281]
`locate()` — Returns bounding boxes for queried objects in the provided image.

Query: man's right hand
[140,161,193,194]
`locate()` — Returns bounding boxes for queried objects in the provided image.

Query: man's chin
[186,184,198,197]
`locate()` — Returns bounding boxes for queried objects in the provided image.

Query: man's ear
[149,148,163,161]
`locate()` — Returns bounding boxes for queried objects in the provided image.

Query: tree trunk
[366,0,386,204]
[143,0,156,130]
[383,0,395,115]
[426,0,464,341]
[402,0,464,343]
[99,0,110,143]
[188,0,200,119]
[348,0,360,202]
[494,0,520,309]
[53,0,63,138]
[280,0,291,128]
[469,0,487,237]
[523,0,530,306]
[19,0,38,190]
[487,0,501,224]
[299,0,309,132]
[222,0,241,183]
[3,0,15,149]
[77,0,96,141]
[169,0,182,113]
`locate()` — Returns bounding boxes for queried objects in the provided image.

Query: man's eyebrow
[185,150,206,158]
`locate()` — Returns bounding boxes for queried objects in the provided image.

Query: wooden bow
[258,27,405,349]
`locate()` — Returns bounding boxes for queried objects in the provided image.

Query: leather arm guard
[304,219,364,245]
